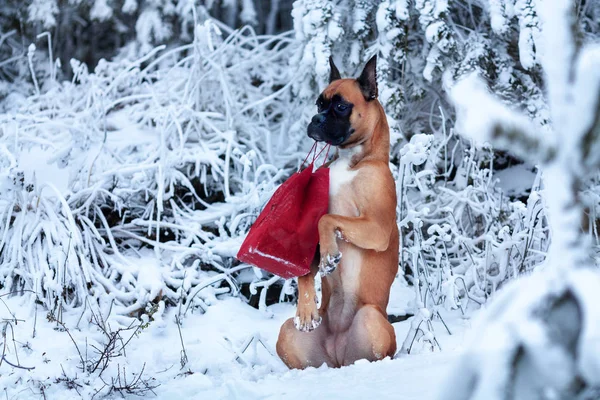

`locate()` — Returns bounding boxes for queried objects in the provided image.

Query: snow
[439,266,600,400]
[534,0,600,276]
[240,0,258,25]
[90,0,113,21]
[26,0,59,29]
[0,279,468,399]
[122,0,138,14]
[327,17,343,42]
[399,134,432,166]
[569,269,600,386]
[536,0,576,129]
[516,0,540,70]
[17,146,70,195]
[395,0,409,20]
[573,43,600,165]
[136,7,173,51]
[186,351,461,400]
[488,0,509,34]
[446,73,550,160]
[425,21,445,43]
[134,253,165,300]
[494,164,536,197]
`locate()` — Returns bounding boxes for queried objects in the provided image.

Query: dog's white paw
[294,314,322,332]
[319,252,342,276]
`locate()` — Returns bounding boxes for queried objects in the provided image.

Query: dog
[276,55,399,369]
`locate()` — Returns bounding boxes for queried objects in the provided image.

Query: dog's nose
[311,113,326,125]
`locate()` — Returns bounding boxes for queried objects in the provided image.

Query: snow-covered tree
[0,0,293,77]
[439,0,600,397]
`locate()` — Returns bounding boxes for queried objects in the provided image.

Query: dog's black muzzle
[307,113,347,146]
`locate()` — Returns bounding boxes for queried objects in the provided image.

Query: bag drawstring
[300,141,318,170]
[323,144,331,165]
[300,142,331,171]
[313,143,331,164]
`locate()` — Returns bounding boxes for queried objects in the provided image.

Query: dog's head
[307,55,379,147]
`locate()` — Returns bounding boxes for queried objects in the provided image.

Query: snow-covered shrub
[441,270,600,400]
[396,133,547,315]
[439,0,600,396]
[0,20,303,319]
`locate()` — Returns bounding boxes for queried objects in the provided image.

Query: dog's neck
[337,144,364,167]
[338,104,390,167]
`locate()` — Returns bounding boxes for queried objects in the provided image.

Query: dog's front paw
[294,299,321,332]
[319,252,342,276]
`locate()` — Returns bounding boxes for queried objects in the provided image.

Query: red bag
[237,146,330,278]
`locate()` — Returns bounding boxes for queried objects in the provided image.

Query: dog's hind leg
[341,304,396,366]
[276,317,334,369]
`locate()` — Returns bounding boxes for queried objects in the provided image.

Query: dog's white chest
[329,147,360,197]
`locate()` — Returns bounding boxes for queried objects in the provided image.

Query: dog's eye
[316,99,325,111]
[335,103,348,112]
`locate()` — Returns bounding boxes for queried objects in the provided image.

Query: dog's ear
[329,56,341,83]
[357,55,378,101]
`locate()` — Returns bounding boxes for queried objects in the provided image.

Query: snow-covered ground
[172,347,463,400]
[1,277,471,400]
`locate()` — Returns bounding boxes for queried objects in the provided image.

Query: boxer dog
[276,55,399,368]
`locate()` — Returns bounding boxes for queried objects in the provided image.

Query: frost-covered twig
[1,321,36,371]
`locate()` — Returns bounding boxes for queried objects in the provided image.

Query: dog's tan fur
[276,76,399,369]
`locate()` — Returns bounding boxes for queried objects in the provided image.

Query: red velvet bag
[237,146,330,278]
